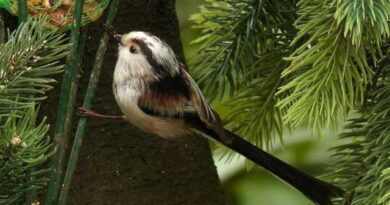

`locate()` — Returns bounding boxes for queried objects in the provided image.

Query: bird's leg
[77,107,127,121]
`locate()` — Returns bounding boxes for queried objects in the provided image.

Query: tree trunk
[64,1,226,204]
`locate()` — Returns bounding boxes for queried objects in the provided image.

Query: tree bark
[64,1,226,204]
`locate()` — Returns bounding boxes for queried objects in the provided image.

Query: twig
[0,10,5,43]
[17,0,27,23]
[57,0,120,204]
[44,0,86,203]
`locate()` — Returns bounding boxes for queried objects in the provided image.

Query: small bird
[79,25,346,205]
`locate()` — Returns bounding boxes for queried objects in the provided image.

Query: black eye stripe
[132,38,169,77]
[132,39,152,58]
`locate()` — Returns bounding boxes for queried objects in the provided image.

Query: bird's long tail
[195,125,345,205]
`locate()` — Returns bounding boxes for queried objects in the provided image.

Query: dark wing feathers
[137,68,221,132]
[182,71,220,127]
[139,105,199,121]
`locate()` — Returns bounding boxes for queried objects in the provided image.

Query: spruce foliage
[0,17,68,204]
[191,0,297,149]
[329,51,390,205]
[191,0,390,203]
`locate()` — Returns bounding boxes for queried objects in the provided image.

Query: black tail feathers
[196,124,345,205]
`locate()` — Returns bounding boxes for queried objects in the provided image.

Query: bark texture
[63,1,227,204]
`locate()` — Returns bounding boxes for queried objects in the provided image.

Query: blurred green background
[175,1,342,205]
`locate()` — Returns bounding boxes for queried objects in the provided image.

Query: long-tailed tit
[79,25,346,205]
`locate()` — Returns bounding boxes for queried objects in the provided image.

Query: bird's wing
[137,70,195,118]
[182,70,222,130]
[137,68,222,133]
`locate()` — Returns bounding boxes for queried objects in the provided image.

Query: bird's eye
[130,46,137,53]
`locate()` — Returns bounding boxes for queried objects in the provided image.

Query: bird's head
[112,30,181,80]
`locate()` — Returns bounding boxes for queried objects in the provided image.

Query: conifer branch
[191,0,297,100]
[191,0,298,152]
[329,51,390,205]
[0,107,54,205]
[0,17,68,118]
[0,16,68,204]
[277,0,390,132]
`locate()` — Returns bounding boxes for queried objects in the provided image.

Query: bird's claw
[103,24,117,37]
